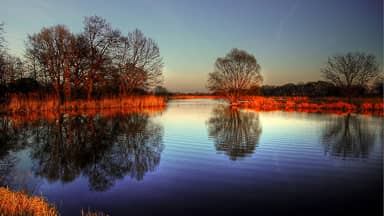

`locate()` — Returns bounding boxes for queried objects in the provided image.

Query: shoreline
[1,95,382,116]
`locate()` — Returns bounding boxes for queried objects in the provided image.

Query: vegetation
[207,49,381,106]
[1,20,382,112]
[2,94,166,114]
[0,187,58,216]
[1,16,164,105]
[0,187,109,216]
[321,52,380,100]
[0,6,382,216]
[259,80,382,97]
[207,48,263,105]
[240,96,383,115]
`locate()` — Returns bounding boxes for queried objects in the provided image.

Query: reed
[239,96,383,115]
[0,187,58,216]
[2,94,166,114]
[0,187,111,216]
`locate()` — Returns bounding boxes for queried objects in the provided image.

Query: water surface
[0,99,382,215]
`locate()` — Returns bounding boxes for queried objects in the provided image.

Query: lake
[0,99,382,215]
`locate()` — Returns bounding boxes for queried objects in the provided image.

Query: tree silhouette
[81,16,121,100]
[321,52,379,100]
[21,16,164,100]
[26,25,76,103]
[116,29,163,95]
[207,106,262,160]
[207,49,262,105]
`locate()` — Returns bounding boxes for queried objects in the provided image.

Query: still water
[1,99,382,215]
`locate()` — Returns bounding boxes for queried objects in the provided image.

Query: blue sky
[1,0,382,92]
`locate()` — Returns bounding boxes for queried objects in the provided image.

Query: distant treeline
[0,77,154,99]
[205,80,382,98]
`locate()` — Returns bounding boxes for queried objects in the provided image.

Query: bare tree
[4,56,25,82]
[321,52,380,99]
[116,29,163,95]
[207,48,262,105]
[68,34,91,99]
[0,55,7,86]
[82,16,121,100]
[0,23,6,86]
[0,24,25,89]
[26,25,76,102]
[0,22,4,49]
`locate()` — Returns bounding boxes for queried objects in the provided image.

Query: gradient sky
[1,0,382,92]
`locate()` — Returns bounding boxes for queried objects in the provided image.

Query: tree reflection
[207,106,262,160]
[0,117,19,158]
[322,114,376,159]
[29,112,163,191]
[0,117,22,187]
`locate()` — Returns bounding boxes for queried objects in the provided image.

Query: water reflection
[0,117,22,188]
[207,106,262,160]
[0,111,163,191]
[322,114,377,159]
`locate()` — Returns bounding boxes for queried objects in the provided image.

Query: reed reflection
[322,114,376,159]
[207,106,262,160]
[0,110,164,192]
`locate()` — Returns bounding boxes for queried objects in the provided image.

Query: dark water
[0,99,382,215]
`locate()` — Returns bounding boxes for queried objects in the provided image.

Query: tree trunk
[87,76,93,101]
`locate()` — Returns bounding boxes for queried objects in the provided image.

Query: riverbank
[239,96,383,115]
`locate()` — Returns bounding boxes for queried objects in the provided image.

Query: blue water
[0,99,382,215]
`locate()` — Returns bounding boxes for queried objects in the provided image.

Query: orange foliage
[0,187,58,216]
[2,95,166,114]
[0,95,166,127]
[239,96,383,115]
[5,105,165,128]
